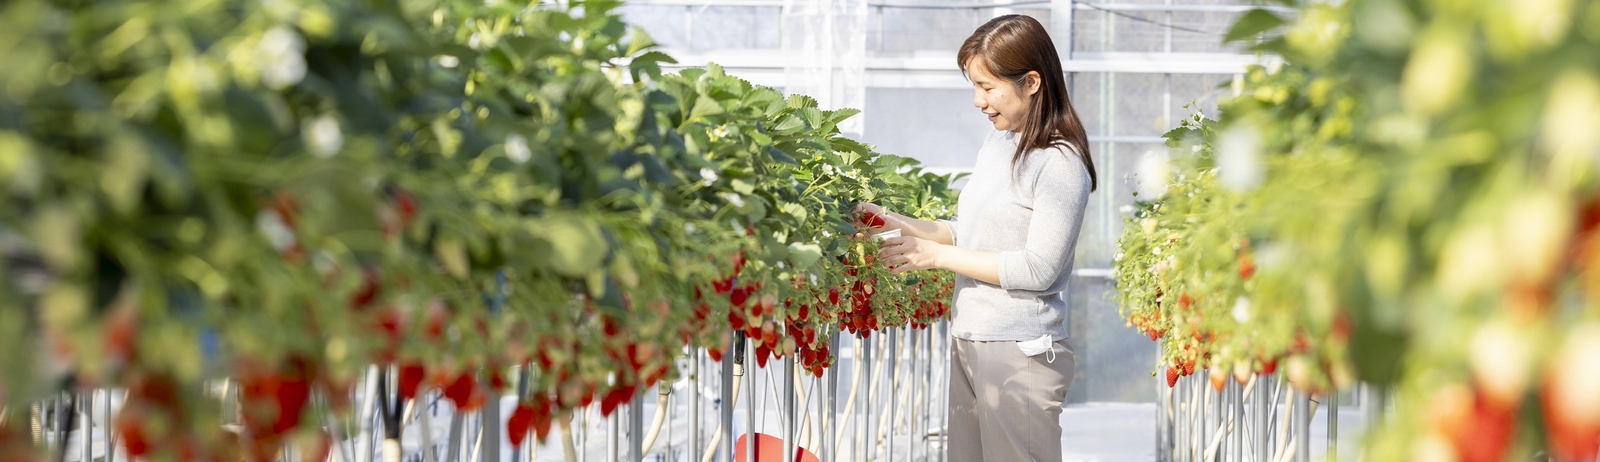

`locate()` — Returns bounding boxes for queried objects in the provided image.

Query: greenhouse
[1,0,1597,460]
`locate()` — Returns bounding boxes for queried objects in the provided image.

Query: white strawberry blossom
[505,134,531,163]
[256,26,306,90]
[303,115,342,158]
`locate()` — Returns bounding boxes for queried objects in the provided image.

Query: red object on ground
[734,433,820,462]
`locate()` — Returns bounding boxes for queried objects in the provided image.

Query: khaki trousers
[947,337,1076,462]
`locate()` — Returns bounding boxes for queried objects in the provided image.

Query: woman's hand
[851,203,900,239]
[877,236,943,275]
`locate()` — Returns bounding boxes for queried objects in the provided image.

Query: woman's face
[967,59,1039,132]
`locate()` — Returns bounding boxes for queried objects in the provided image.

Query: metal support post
[1328,390,1338,462]
[784,355,796,462]
[627,387,643,462]
[691,352,701,462]
[720,339,736,462]
[1294,391,1310,462]
[888,328,898,462]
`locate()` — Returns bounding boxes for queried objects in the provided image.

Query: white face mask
[1018,333,1056,363]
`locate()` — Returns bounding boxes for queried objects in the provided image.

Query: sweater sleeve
[940,217,959,246]
[997,150,1091,291]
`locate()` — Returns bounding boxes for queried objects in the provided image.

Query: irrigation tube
[559,419,578,462]
[638,385,672,454]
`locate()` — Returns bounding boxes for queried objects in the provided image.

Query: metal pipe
[421,392,436,462]
[887,328,898,462]
[833,335,864,453]
[825,333,840,462]
[626,387,643,462]
[710,335,742,462]
[784,356,796,462]
[746,339,757,462]
[80,393,92,462]
[860,335,873,460]
[922,328,933,461]
[104,390,115,462]
[1328,390,1337,462]
[690,353,701,462]
[445,411,465,462]
[1294,391,1310,462]
[607,405,619,462]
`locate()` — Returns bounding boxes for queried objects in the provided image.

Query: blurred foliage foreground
[0,0,962,458]
[1111,0,1600,460]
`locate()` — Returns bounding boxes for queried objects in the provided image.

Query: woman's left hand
[877,236,942,275]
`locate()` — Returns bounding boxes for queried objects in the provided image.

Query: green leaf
[787,242,823,269]
[690,94,725,120]
[767,147,798,165]
[772,114,805,134]
[781,202,809,221]
[749,130,773,146]
[796,108,824,131]
[626,27,657,56]
[529,213,609,277]
[629,51,677,82]
[1224,9,1286,43]
[786,94,818,109]
[827,108,861,124]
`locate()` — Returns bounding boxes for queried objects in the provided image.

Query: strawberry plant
[1113,0,1600,459]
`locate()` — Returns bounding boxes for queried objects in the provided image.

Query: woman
[859,14,1096,462]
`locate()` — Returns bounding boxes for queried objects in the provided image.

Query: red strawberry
[756,343,772,368]
[508,404,536,448]
[730,286,750,308]
[829,288,840,305]
[858,211,887,228]
[399,363,426,399]
[349,268,381,310]
[115,407,151,457]
[443,372,482,411]
[271,191,300,229]
[1543,329,1600,461]
[1440,390,1516,462]
[103,304,138,361]
[761,322,778,347]
[1238,253,1256,280]
[424,300,448,340]
[1261,358,1278,375]
[1166,368,1180,388]
[393,187,418,228]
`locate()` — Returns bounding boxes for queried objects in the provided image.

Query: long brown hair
[958,14,1096,191]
